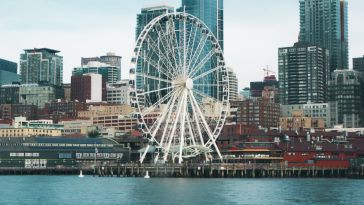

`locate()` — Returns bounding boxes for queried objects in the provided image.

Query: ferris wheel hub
[185,78,193,90]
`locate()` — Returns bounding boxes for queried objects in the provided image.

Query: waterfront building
[58,119,94,136]
[281,102,332,128]
[328,70,363,128]
[0,58,20,85]
[0,128,62,137]
[227,67,238,101]
[250,75,279,99]
[78,104,133,119]
[278,42,329,105]
[299,0,349,72]
[18,84,59,108]
[106,80,130,105]
[20,48,63,86]
[279,110,325,130]
[73,61,120,84]
[71,74,105,103]
[231,98,280,129]
[353,55,364,73]
[180,0,224,50]
[44,100,88,120]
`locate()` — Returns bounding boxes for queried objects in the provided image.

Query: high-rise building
[353,55,364,73]
[180,0,224,50]
[81,52,121,70]
[106,80,130,105]
[278,42,329,105]
[0,58,20,85]
[20,48,63,86]
[73,61,120,84]
[71,74,105,103]
[299,0,349,72]
[329,70,363,128]
[250,75,279,98]
[18,84,60,109]
[136,5,174,40]
[227,67,238,101]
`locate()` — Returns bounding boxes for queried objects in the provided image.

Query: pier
[0,163,361,178]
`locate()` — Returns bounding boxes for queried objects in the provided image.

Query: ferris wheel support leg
[140,144,150,164]
[178,91,188,164]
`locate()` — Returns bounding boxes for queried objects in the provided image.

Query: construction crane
[263,65,276,77]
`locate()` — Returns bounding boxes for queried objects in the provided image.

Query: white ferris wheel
[129,12,229,164]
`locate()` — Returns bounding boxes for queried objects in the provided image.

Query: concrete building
[20,48,63,86]
[0,58,20,85]
[329,70,363,128]
[299,0,349,72]
[231,98,280,128]
[0,104,38,120]
[58,119,94,136]
[43,100,88,120]
[78,104,133,119]
[62,83,71,101]
[353,55,364,73]
[279,110,325,130]
[73,61,120,84]
[0,128,62,137]
[71,74,105,103]
[227,67,238,102]
[106,80,130,105]
[278,42,329,105]
[19,84,58,108]
[281,102,331,128]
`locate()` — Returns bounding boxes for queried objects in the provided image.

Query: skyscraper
[20,48,63,86]
[227,67,238,101]
[73,61,120,84]
[353,56,364,73]
[299,0,348,73]
[0,58,19,85]
[179,0,224,50]
[136,5,174,40]
[278,42,329,105]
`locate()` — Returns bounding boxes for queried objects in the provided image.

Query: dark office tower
[329,70,364,128]
[179,0,223,50]
[353,56,364,73]
[136,5,174,40]
[20,48,63,86]
[278,42,329,105]
[0,58,19,85]
[299,0,348,73]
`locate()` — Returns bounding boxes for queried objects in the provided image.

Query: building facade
[299,0,349,72]
[71,74,105,103]
[227,67,238,101]
[250,75,279,100]
[0,84,20,104]
[18,84,58,108]
[329,70,363,128]
[20,48,63,86]
[353,55,364,73]
[106,80,130,105]
[0,58,19,85]
[232,98,280,128]
[278,42,329,105]
[73,61,120,84]
[0,104,38,120]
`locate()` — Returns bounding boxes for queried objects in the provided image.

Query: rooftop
[24,48,60,54]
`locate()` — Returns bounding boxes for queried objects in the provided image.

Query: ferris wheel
[129,12,229,164]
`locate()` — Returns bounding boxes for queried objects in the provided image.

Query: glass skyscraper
[299,0,348,73]
[179,0,223,50]
[0,58,19,85]
[20,48,63,86]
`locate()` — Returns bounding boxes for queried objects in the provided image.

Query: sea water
[0,176,362,205]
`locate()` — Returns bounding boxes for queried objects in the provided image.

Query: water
[0,176,362,205]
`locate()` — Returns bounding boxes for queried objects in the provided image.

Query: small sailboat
[78,170,84,178]
[144,171,150,179]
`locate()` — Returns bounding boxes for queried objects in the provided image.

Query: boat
[144,171,150,178]
[78,170,84,178]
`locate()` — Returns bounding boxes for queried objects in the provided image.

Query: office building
[250,75,279,98]
[107,80,130,105]
[329,70,363,128]
[73,61,120,84]
[299,0,349,72]
[0,84,20,104]
[20,48,63,86]
[353,56,364,73]
[278,42,329,105]
[71,74,105,103]
[180,0,224,50]
[227,67,238,101]
[19,84,58,108]
[0,58,19,85]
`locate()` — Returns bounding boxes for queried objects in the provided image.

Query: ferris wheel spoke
[188,92,206,147]
[192,66,220,81]
[186,33,208,74]
[169,19,184,77]
[192,89,218,103]
[138,53,173,79]
[140,88,177,117]
[178,90,188,163]
[186,25,198,75]
[165,19,182,77]
[137,86,175,97]
[145,36,177,78]
[136,73,172,84]
[189,50,215,78]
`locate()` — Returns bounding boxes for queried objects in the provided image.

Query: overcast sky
[0,0,363,89]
